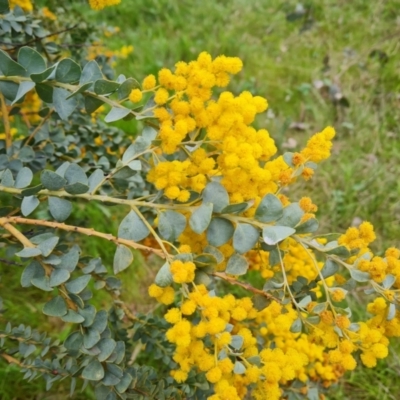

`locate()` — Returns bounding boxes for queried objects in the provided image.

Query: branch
[212,272,282,304]
[0,216,166,259]
[3,24,79,52]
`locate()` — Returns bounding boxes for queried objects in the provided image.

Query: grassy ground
[1,0,400,398]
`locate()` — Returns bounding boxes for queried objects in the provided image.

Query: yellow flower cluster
[9,0,33,11]
[338,221,376,250]
[88,0,121,10]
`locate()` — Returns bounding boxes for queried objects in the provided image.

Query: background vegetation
[1,0,400,398]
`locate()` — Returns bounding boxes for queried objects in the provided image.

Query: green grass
[2,0,400,398]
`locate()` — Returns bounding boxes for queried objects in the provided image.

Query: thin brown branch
[4,24,79,52]
[0,216,165,259]
[24,109,53,146]
[212,272,282,304]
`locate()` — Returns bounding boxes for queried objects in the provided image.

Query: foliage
[0,1,399,399]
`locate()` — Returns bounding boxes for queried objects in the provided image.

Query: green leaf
[319,259,339,280]
[349,269,370,282]
[325,245,350,258]
[21,260,44,288]
[79,305,96,327]
[104,107,131,123]
[49,268,70,287]
[53,87,78,120]
[55,58,81,83]
[296,218,319,234]
[31,276,52,292]
[21,195,40,216]
[220,202,249,214]
[18,47,46,75]
[83,328,101,348]
[65,163,88,185]
[30,65,56,83]
[118,78,140,100]
[154,262,173,287]
[0,0,10,13]
[64,331,83,355]
[57,245,80,272]
[1,169,14,187]
[66,82,92,99]
[189,202,213,234]
[113,244,133,274]
[61,310,85,324]
[14,166,33,188]
[0,81,19,101]
[0,49,26,76]
[276,203,304,227]
[298,295,312,308]
[41,170,66,190]
[115,372,133,394]
[42,296,67,317]
[65,275,91,294]
[290,317,302,333]
[48,197,72,222]
[262,226,295,245]
[233,361,246,374]
[226,253,249,275]
[158,211,186,242]
[97,338,117,362]
[85,96,104,114]
[230,335,243,350]
[91,310,108,333]
[36,83,53,103]
[204,245,224,264]
[38,236,59,257]
[82,360,104,381]
[80,60,103,85]
[94,79,120,95]
[255,194,283,223]
[233,223,259,254]
[64,182,89,195]
[16,247,42,258]
[207,217,234,247]
[118,210,150,241]
[88,169,104,193]
[12,81,35,105]
[203,181,229,213]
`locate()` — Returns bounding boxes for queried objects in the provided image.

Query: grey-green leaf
[104,107,130,123]
[0,49,26,76]
[55,58,81,83]
[320,259,339,280]
[276,203,304,227]
[18,47,46,75]
[42,296,67,317]
[290,318,302,333]
[65,275,91,294]
[64,163,88,185]
[189,202,213,234]
[21,195,40,216]
[203,181,229,213]
[207,217,234,247]
[14,167,33,188]
[225,254,249,275]
[233,361,246,374]
[53,87,78,120]
[82,360,104,381]
[154,262,173,288]
[12,81,35,105]
[49,268,70,287]
[349,269,370,282]
[80,60,103,85]
[255,194,283,223]
[262,226,295,245]
[233,223,259,254]
[30,65,56,83]
[158,211,186,242]
[94,79,120,95]
[97,338,117,362]
[113,244,133,274]
[16,247,42,258]
[296,218,319,234]
[118,210,150,242]
[48,197,72,222]
[38,236,59,257]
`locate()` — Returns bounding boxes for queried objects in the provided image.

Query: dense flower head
[88,0,121,10]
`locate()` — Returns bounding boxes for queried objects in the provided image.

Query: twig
[4,24,79,51]
[24,109,53,146]
[0,216,166,259]
[212,272,282,304]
